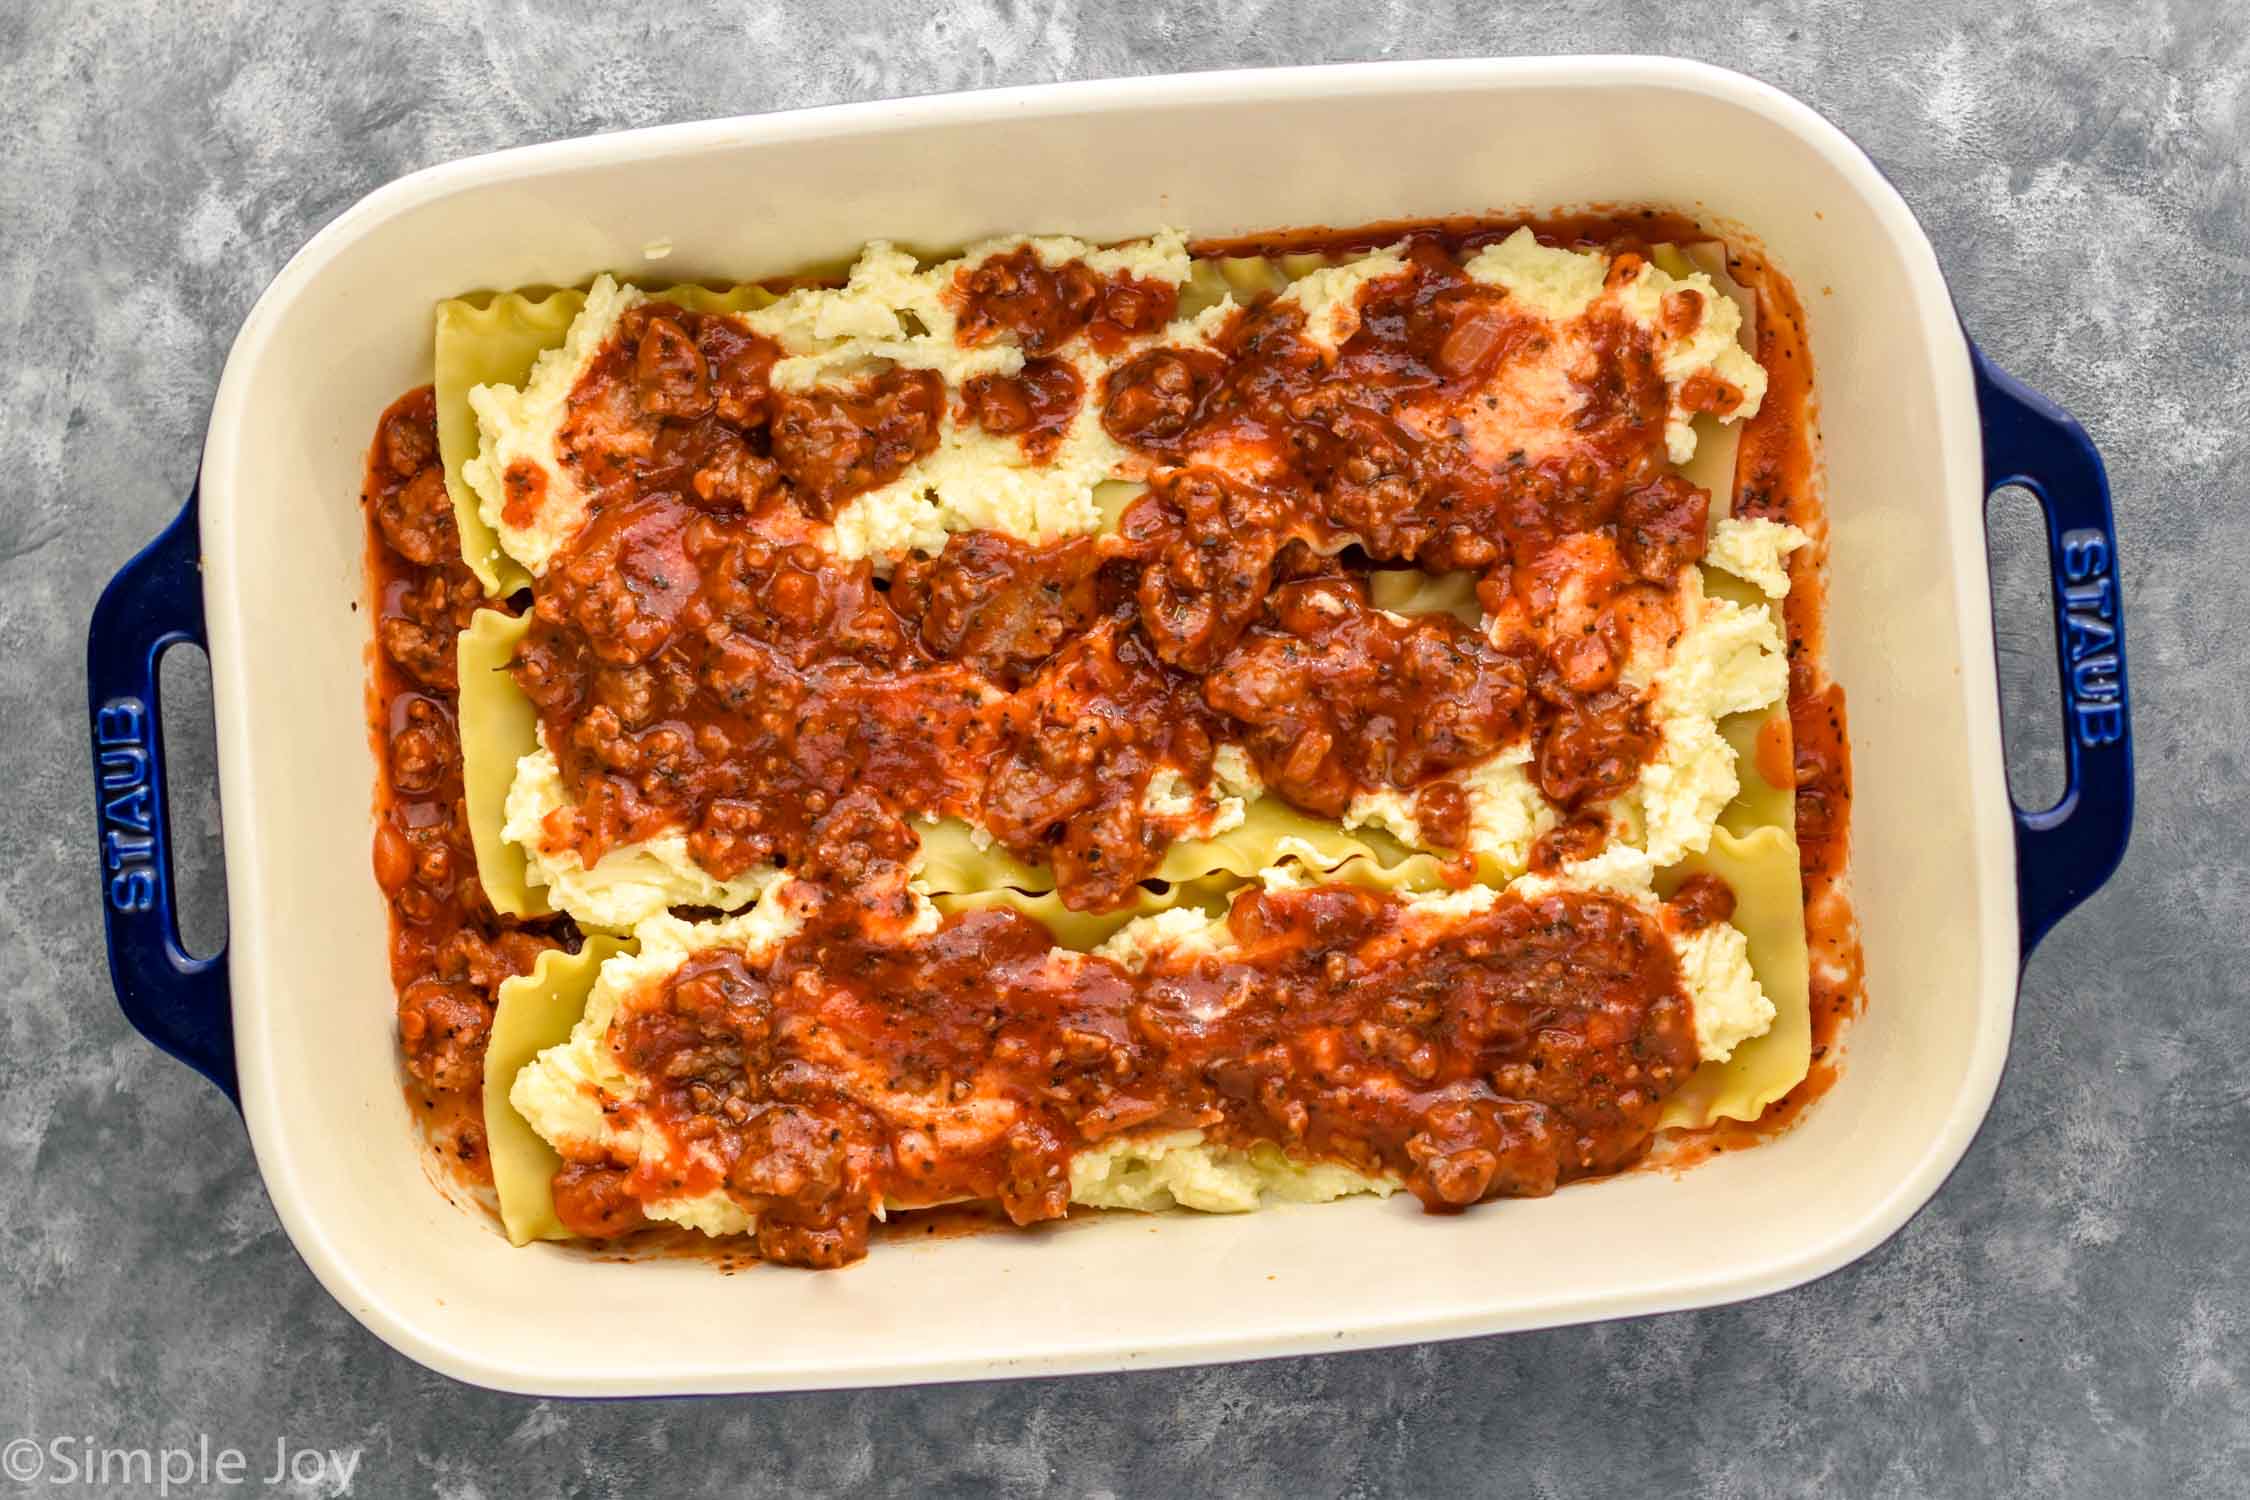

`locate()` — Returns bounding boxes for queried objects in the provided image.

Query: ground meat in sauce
[889,531,1113,689]
[979,617,1225,910]
[551,1163,650,1239]
[582,811,1698,1265]
[1530,815,1612,874]
[964,357,1082,459]
[1204,574,1531,828]
[364,219,1845,1264]
[769,368,944,518]
[364,390,575,1140]
[1664,873,1737,933]
[1130,468,1302,673]
[510,486,996,881]
[1532,684,1658,811]
[954,245,1179,357]
[1102,346,1225,445]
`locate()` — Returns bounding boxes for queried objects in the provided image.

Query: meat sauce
[510,236,1721,914]
[953,244,1179,357]
[964,358,1082,459]
[514,486,1000,885]
[1097,238,1707,831]
[556,792,1708,1265]
[361,221,1856,1264]
[1187,207,1717,264]
[364,390,575,1170]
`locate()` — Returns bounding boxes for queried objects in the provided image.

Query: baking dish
[85,57,2132,1396]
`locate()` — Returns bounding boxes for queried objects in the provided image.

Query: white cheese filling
[1140,745,1263,844]
[502,740,777,933]
[1343,742,1553,873]
[1705,515,1810,599]
[822,361,1131,563]
[1463,227,1769,464]
[1090,902,1231,967]
[462,274,644,576]
[811,232,1197,564]
[1070,1131,1399,1213]
[1606,567,1791,868]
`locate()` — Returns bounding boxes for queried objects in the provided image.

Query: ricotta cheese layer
[1463,227,1770,464]
[467,229,1767,578]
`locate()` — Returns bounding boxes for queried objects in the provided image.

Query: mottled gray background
[3,0,2244,1495]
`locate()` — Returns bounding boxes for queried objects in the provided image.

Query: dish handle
[85,487,238,1103]
[1973,348,2134,960]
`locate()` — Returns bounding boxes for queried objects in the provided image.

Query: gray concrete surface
[4,1,2245,1495]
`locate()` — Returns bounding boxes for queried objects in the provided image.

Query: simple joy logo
[2056,526,2124,749]
[3,1434,363,1495]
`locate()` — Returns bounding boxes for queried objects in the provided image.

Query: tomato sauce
[363,389,576,1176]
[1733,254,1864,1079]
[1188,208,1717,264]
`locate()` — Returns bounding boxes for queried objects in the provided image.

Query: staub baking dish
[86,58,2131,1395]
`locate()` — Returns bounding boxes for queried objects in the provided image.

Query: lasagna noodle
[1652,575,1810,1124]
[433,282,782,596]
[1655,243,1757,506]
[457,608,549,919]
[1151,797,1420,887]
[1366,568,1481,625]
[928,799,1433,906]
[1175,250,1344,318]
[1717,693,1796,838]
[936,871,1243,951]
[1654,821,1810,1127]
[485,934,634,1244]
[913,823,1053,896]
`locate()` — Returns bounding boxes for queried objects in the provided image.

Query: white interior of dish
[199,57,2015,1395]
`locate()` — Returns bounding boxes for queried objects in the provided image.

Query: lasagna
[360,216,1858,1268]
